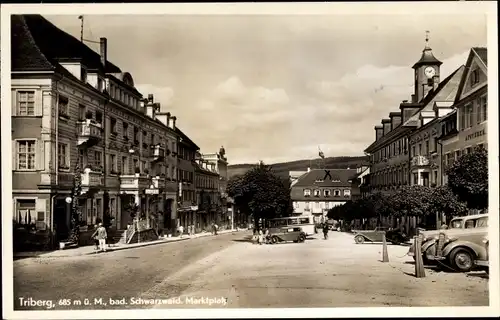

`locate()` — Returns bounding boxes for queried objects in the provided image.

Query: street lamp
[65,197,72,204]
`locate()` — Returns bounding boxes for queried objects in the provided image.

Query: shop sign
[465,129,486,141]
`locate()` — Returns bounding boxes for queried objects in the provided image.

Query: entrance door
[54,199,69,241]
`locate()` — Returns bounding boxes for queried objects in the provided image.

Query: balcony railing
[119,174,151,190]
[81,168,104,188]
[151,144,165,162]
[411,155,430,167]
[77,119,103,146]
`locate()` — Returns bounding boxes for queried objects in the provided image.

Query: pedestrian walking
[178,225,184,238]
[93,224,99,250]
[214,223,218,235]
[258,229,264,245]
[191,224,195,236]
[91,223,108,252]
[323,223,329,240]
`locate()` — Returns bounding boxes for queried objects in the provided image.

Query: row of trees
[328,147,488,225]
[227,161,292,228]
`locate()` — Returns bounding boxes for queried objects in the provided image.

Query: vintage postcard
[1,2,498,319]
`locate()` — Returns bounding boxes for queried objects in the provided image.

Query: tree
[391,185,433,218]
[429,185,468,223]
[227,162,292,229]
[68,158,82,244]
[446,147,488,210]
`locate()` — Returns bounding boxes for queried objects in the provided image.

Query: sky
[46,13,487,165]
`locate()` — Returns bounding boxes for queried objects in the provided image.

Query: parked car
[430,225,488,272]
[408,213,488,265]
[353,227,409,245]
[474,235,489,274]
[269,227,306,244]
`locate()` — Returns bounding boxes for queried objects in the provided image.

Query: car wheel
[354,235,365,244]
[449,247,474,272]
[298,234,306,243]
[271,236,278,244]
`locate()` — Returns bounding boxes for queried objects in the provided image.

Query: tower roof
[412,32,442,69]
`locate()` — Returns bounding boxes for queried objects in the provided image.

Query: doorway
[54,199,69,241]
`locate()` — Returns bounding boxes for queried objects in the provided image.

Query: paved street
[13,230,488,310]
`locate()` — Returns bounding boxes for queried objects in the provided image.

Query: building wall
[409,119,442,187]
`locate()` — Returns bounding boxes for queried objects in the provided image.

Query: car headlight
[482,239,488,244]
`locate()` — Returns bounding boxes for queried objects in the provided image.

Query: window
[58,96,69,118]
[412,146,416,157]
[313,189,321,197]
[110,118,117,134]
[16,199,36,226]
[16,140,36,170]
[109,198,116,219]
[79,104,86,120]
[466,147,472,154]
[58,143,69,169]
[418,143,422,155]
[344,189,351,197]
[324,189,331,197]
[304,202,310,209]
[464,103,473,128]
[123,122,129,138]
[304,189,311,197]
[425,140,429,155]
[454,150,461,161]
[334,189,340,196]
[479,95,487,122]
[470,69,480,86]
[95,151,102,169]
[133,159,139,171]
[95,111,103,124]
[110,154,117,173]
[17,91,35,116]
[122,156,128,174]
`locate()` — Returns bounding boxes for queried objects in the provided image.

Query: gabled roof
[12,15,121,73]
[454,47,488,104]
[193,161,219,176]
[292,169,358,188]
[473,47,487,67]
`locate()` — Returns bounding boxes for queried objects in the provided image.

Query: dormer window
[334,189,341,197]
[304,189,311,197]
[324,190,331,197]
[470,69,480,86]
[332,179,341,182]
[344,189,351,197]
[315,179,324,182]
[313,189,321,197]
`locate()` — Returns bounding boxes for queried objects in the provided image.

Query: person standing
[91,223,108,252]
[214,223,218,235]
[178,225,184,238]
[323,223,329,240]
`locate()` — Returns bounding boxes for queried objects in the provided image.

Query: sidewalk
[14,229,244,259]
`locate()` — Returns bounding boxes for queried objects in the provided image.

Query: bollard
[382,232,389,262]
[414,236,426,278]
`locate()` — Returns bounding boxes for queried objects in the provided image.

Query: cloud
[134,84,175,112]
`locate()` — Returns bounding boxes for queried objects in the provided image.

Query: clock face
[424,66,436,78]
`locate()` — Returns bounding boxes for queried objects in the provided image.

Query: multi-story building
[194,152,221,230]
[441,47,488,185]
[175,128,198,232]
[290,168,359,224]
[11,14,179,248]
[353,165,370,200]
[202,147,230,228]
[364,38,464,195]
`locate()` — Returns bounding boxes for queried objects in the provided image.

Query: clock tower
[412,31,442,102]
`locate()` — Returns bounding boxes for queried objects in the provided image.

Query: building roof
[473,47,487,66]
[292,169,358,188]
[12,15,121,73]
[175,127,200,150]
[402,65,464,126]
[193,161,219,176]
[412,45,443,69]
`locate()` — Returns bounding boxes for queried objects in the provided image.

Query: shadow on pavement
[466,272,489,279]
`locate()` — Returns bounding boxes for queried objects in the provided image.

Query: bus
[265,216,315,236]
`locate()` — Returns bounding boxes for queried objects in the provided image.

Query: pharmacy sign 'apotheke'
[465,129,485,141]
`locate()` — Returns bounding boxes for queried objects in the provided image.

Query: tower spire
[425,30,430,49]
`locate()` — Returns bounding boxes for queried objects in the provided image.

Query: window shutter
[12,90,17,116]
[12,141,17,170]
[37,140,45,171]
[35,90,43,116]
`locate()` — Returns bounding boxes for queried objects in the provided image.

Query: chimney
[171,116,176,129]
[381,119,391,135]
[374,125,383,140]
[99,37,107,68]
[389,112,402,130]
[145,98,157,120]
[148,94,154,102]
[410,95,416,103]
[166,112,171,127]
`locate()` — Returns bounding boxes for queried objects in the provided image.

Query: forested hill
[227,156,369,180]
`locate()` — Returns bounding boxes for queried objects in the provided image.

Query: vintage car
[353,227,409,245]
[474,235,489,273]
[269,227,306,244]
[407,213,488,265]
[430,225,488,272]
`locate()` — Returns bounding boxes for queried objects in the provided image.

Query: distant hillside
[227,156,369,180]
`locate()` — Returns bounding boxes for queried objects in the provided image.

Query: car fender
[422,239,437,252]
[354,233,374,242]
[442,240,484,259]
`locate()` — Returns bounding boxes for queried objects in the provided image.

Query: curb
[14,230,242,259]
